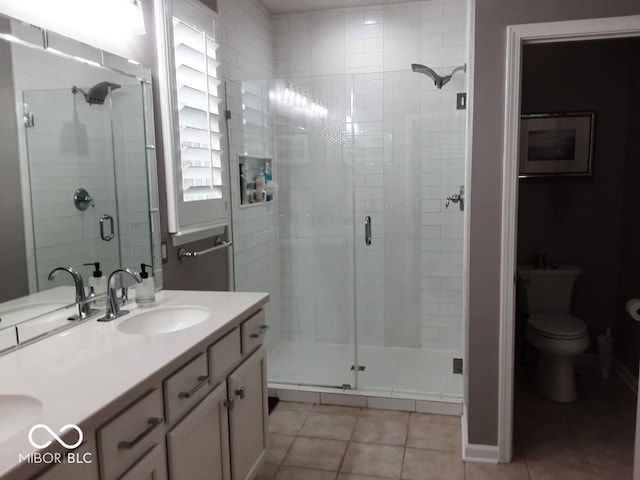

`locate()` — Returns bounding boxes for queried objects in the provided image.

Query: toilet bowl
[517,266,590,402]
[525,313,589,402]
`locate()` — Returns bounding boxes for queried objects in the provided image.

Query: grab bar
[177,239,233,261]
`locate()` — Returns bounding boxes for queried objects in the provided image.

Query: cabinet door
[119,443,168,480]
[227,346,268,480]
[166,382,231,480]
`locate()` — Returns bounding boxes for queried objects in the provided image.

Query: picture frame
[519,112,596,177]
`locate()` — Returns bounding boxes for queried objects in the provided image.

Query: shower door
[226,76,358,389]
[351,69,466,399]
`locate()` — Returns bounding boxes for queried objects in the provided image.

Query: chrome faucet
[98,268,142,322]
[48,266,97,320]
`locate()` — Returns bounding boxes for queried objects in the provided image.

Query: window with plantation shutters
[155,0,227,245]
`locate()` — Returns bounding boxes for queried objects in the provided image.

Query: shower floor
[268,341,463,401]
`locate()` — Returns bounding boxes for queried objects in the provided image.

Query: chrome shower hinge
[23,104,35,127]
[453,358,463,374]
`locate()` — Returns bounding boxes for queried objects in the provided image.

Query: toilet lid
[528,314,587,339]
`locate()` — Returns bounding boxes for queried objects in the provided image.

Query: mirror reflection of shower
[71,81,121,105]
[411,63,466,89]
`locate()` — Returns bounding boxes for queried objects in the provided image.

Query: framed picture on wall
[519,112,596,177]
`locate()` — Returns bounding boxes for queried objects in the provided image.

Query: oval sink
[117,306,210,335]
[0,394,43,443]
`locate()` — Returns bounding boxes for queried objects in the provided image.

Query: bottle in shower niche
[240,163,248,205]
[254,169,266,203]
[135,263,156,307]
[264,160,273,202]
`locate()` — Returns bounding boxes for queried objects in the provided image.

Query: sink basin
[0,394,43,443]
[117,306,210,335]
[0,302,69,328]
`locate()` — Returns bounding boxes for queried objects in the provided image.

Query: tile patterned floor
[256,365,636,480]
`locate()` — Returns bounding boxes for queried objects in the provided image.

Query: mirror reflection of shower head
[411,63,466,89]
[71,81,121,105]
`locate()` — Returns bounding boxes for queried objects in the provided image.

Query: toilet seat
[527,314,587,340]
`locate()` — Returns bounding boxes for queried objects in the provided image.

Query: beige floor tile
[361,408,410,422]
[526,460,597,480]
[341,442,404,478]
[409,412,460,426]
[465,461,530,480]
[269,409,310,435]
[590,462,633,480]
[406,418,461,452]
[255,462,279,480]
[282,436,348,471]
[276,401,315,412]
[265,434,296,465]
[312,404,363,416]
[337,474,400,480]
[274,465,338,480]
[351,415,408,445]
[401,448,464,480]
[299,413,358,441]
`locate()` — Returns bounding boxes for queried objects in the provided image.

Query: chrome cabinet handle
[235,387,246,399]
[178,375,209,398]
[117,417,163,450]
[100,214,115,241]
[364,216,372,246]
[250,324,270,338]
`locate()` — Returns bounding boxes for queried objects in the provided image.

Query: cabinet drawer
[240,309,268,354]
[208,327,241,385]
[98,389,165,480]
[164,352,211,424]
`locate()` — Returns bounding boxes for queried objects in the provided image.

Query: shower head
[411,63,466,89]
[71,81,121,105]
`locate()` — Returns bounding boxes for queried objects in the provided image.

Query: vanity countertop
[0,289,269,479]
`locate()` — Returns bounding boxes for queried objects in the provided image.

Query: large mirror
[0,14,161,349]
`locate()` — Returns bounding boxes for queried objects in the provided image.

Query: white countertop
[0,289,268,479]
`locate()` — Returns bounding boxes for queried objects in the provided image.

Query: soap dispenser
[135,263,156,307]
[84,262,106,295]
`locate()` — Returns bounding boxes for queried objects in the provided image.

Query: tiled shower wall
[272,1,467,351]
[216,0,282,353]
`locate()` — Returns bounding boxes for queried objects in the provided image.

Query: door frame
[497,14,640,464]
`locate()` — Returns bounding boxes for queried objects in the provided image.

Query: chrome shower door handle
[364,216,372,246]
[100,214,115,241]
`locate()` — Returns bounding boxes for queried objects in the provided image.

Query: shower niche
[238,155,275,206]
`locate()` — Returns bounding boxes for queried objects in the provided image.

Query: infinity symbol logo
[28,424,83,450]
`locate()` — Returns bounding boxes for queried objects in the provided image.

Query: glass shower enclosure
[226,68,466,401]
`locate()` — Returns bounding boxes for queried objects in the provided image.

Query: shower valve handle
[445,186,465,211]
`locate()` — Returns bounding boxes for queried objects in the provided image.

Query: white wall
[271,0,467,351]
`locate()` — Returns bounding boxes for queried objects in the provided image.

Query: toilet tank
[517,266,580,314]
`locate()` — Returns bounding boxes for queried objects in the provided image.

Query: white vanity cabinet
[227,347,268,480]
[165,323,268,480]
[0,292,269,480]
[166,382,230,480]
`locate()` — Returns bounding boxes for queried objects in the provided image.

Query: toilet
[517,265,589,403]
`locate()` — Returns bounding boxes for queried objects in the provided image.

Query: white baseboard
[613,356,638,395]
[461,405,499,464]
